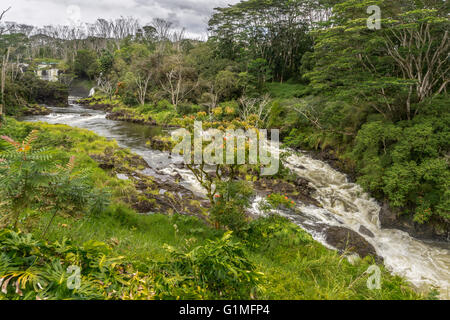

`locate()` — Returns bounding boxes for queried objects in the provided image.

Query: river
[21,96,450,299]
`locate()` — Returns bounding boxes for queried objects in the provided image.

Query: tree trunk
[0,47,11,125]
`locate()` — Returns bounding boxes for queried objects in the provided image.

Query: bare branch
[0,7,11,21]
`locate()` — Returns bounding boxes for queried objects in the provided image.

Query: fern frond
[23,130,39,147]
[0,135,20,148]
[66,156,76,172]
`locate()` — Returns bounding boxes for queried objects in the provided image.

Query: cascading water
[21,97,450,299]
[279,148,450,298]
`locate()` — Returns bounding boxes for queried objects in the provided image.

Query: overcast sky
[2,0,240,38]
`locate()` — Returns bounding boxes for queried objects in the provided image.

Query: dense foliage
[0,119,426,300]
[0,229,147,300]
[2,0,446,227]
[210,181,255,233]
[0,0,448,301]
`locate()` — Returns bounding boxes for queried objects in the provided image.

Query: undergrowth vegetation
[0,119,425,300]
[0,0,447,301]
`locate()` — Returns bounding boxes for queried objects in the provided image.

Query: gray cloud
[2,0,240,38]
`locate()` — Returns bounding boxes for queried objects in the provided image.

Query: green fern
[0,131,107,232]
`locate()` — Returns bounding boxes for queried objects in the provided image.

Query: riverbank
[20,103,380,264]
[0,117,427,300]
[58,94,448,301]
[15,97,450,298]
[76,96,181,128]
[299,146,449,243]
[75,94,449,243]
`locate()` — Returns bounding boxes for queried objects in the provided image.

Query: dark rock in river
[294,177,313,192]
[359,225,375,238]
[89,145,208,220]
[22,104,51,116]
[90,147,149,172]
[147,136,173,152]
[106,110,157,126]
[325,226,383,263]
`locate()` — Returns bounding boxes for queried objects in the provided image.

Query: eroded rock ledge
[89,146,208,221]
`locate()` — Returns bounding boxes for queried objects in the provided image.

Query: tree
[140,25,158,43]
[306,0,449,121]
[97,74,117,101]
[239,94,272,125]
[210,180,254,232]
[152,18,173,41]
[382,9,449,119]
[0,47,10,125]
[110,17,139,50]
[128,47,161,105]
[152,18,173,52]
[74,49,99,79]
[0,7,12,36]
[0,131,104,232]
[159,54,198,111]
[98,50,114,75]
[58,73,75,86]
[202,70,239,118]
[0,7,11,124]
[247,58,272,92]
[0,131,56,228]
[172,27,186,52]
[208,0,325,81]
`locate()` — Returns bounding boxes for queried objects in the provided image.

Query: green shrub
[0,229,152,300]
[151,110,177,126]
[243,216,313,251]
[265,82,309,99]
[263,193,296,211]
[154,99,175,113]
[152,232,263,299]
[177,103,204,116]
[136,104,155,115]
[0,129,110,230]
[210,181,254,233]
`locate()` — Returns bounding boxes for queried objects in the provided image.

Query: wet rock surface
[22,104,51,116]
[299,146,449,243]
[303,146,357,183]
[147,136,173,152]
[359,225,375,238]
[89,146,207,220]
[76,98,159,126]
[285,220,383,263]
[325,226,383,263]
[106,110,157,126]
[75,98,113,111]
[90,147,148,171]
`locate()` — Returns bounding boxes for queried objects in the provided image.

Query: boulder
[325,226,383,263]
[359,225,375,238]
